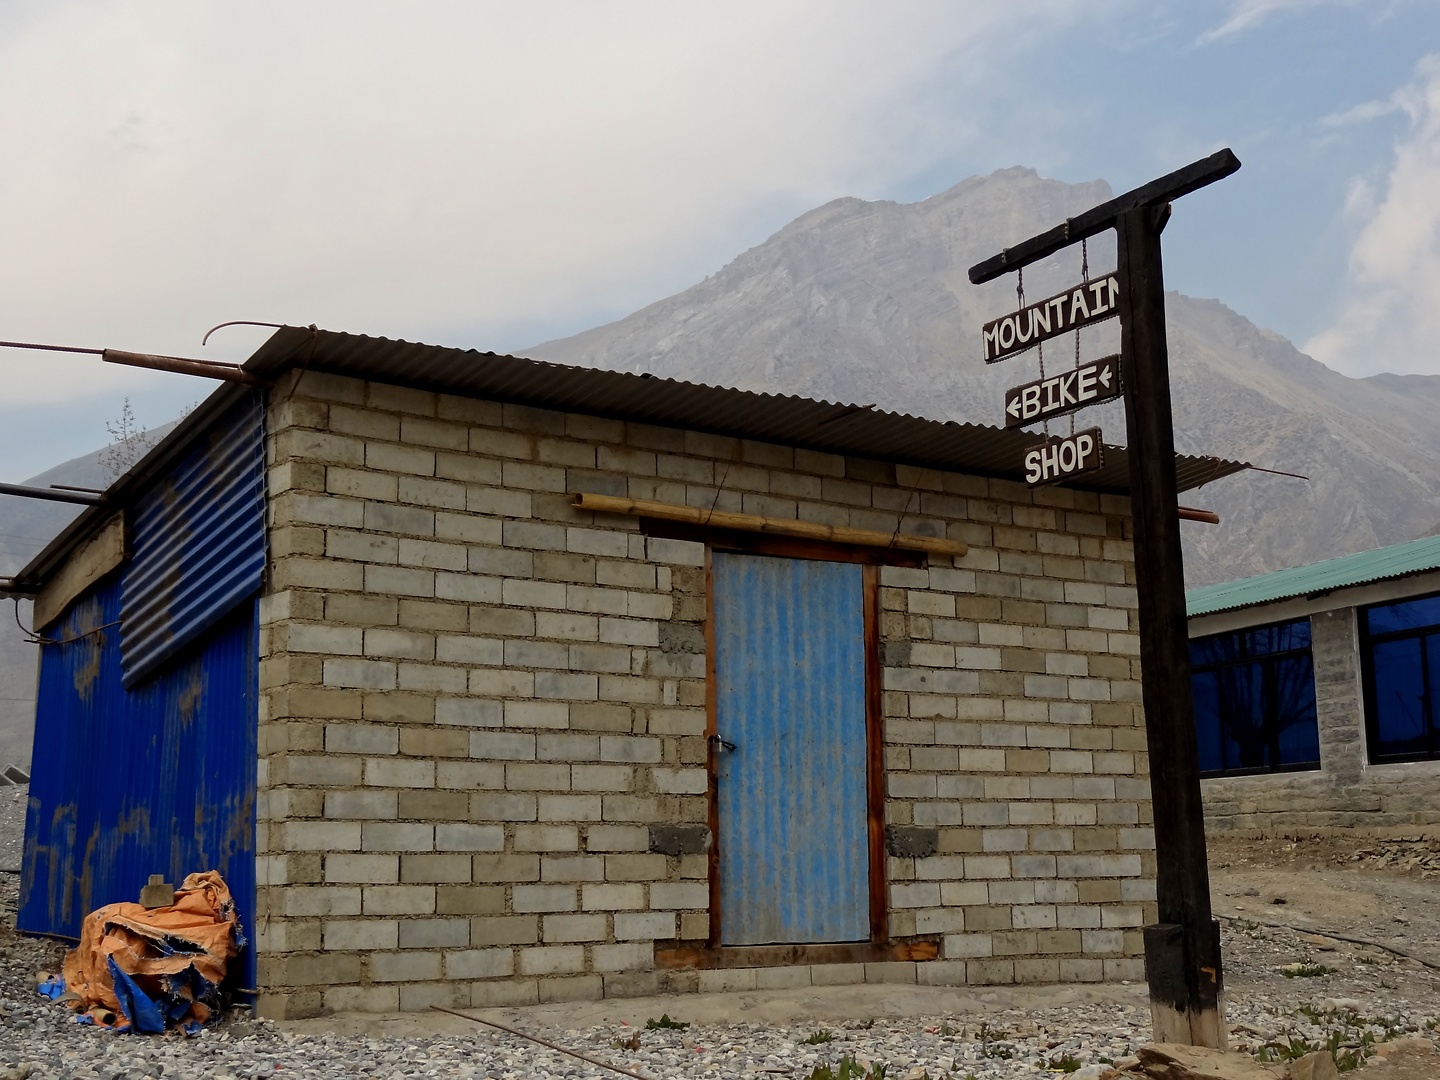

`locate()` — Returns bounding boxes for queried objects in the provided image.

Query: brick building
[1187,535,1440,832]
[7,327,1246,1018]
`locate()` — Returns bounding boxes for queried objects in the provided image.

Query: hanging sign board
[1024,427,1104,486]
[982,274,1121,363]
[1004,354,1122,429]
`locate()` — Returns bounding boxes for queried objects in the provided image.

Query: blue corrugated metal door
[712,552,870,945]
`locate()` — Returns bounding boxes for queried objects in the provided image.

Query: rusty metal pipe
[1,339,265,384]
[102,349,265,385]
[1178,506,1220,524]
[0,339,103,355]
[0,482,102,505]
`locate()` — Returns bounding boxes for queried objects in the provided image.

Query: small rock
[1373,1038,1440,1057]
[1137,1043,1282,1079]
[1282,1050,1337,1080]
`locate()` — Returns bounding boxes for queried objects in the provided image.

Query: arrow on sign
[1002,354,1123,430]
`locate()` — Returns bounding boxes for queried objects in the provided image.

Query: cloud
[1196,0,1357,45]
[1304,55,1440,376]
[0,0,1092,407]
[1318,98,1402,130]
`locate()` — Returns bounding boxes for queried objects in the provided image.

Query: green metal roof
[1186,533,1440,618]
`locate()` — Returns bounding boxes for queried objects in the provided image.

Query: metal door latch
[708,735,737,753]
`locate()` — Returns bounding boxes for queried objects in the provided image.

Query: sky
[0,0,1435,485]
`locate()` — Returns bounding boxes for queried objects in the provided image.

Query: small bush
[807,1056,889,1080]
[1281,961,1337,978]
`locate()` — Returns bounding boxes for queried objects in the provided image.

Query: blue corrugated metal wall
[20,577,258,984]
[20,394,263,988]
[712,553,870,945]
[121,392,266,687]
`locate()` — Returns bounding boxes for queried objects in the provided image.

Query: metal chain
[1018,267,1050,435]
[1071,238,1090,435]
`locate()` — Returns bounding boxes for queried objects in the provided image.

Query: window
[1189,618,1320,777]
[1362,592,1440,763]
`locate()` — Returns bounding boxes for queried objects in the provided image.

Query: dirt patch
[1355,1039,1440,1078]
[1209,833,1440,975]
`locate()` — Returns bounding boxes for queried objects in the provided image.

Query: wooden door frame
[699,535,890,955]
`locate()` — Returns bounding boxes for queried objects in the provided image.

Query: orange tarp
[61,871,239,1028]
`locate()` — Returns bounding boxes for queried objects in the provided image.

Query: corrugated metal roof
[7,324,1250,597]
[243,326,1249,497]
[1186,533,1440,618]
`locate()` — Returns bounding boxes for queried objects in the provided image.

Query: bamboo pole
[572,492,968,558]
[1177,507,1220,525]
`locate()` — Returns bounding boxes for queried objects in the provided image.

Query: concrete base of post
[1149,998,1228,1050]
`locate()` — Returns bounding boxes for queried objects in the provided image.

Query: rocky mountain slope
[2,168,1434,765]
[528,169,1440,585]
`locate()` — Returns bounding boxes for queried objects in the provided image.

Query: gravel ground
[5,806,1440,1079]
[5,888,1440,1080]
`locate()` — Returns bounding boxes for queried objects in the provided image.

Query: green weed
[1281,961,1336,978]
[806,1056,889,1080]
[975,1022,1014,1060]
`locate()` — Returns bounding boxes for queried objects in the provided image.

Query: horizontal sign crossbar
[967,148,1240,284]
[982,276,1120,363]
[1005,355,1121,429]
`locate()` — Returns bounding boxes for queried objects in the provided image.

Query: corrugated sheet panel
[20,575,257,987]
[243,326,1249,496]
[1187,534,1440,618]
[120,392,265,687]
[712,553,870,945]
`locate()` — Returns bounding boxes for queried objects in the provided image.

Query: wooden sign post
[969,149,1241,1048]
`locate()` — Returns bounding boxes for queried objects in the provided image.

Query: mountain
[528,168,1440,586]
[4,169,1436,763]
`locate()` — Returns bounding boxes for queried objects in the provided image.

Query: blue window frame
[1362,592,1440,763]
[1189,618,1320,777]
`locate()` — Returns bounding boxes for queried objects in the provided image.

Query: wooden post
[1116,204,1225,1047]
[968,150,1240,1048]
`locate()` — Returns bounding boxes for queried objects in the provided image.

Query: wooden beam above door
[572,492,969,559]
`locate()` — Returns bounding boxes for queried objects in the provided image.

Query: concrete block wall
[1201,607,1440,832]
[254,369,1154,1018]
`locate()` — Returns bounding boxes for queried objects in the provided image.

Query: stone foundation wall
[254,370,1155,1018]
[1202,607,1440,833]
